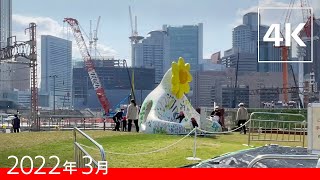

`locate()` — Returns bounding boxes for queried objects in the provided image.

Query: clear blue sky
[12,0,319,62]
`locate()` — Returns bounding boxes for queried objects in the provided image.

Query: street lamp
[49,75,58,115]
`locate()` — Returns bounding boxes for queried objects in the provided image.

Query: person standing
[12,114,20,133]
[127,99,139,132]
[236,103,248,134]
[122,116,127,131]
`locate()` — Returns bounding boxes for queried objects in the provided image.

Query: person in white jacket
[127,99,139,132]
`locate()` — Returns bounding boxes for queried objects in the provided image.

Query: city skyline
[11,0,320,66]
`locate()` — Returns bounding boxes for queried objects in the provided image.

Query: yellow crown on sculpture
[171,57,192,99]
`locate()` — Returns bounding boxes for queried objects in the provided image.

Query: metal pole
[302,121,306,147]
[248,119,251,146]
[83,118,86,130]
[193,128,197,158]
[124,60,136,101]
[289,64,303,108]
[186,128,201,161]
[26,23,38,131]
[53,75,56,116]
[248,154,319,168]
[233,47,240,108]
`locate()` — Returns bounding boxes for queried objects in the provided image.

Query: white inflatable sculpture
[139,57,221,134]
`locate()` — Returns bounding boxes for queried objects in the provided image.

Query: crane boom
[64,17,110,114]
[94,16,101,41]
[279,0,296,104]
[300,0,313,38]
[93,16,101,60]
[129,6,134,36]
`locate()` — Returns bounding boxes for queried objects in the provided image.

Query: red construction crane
[279,0,313,104]
[63,18,110,114]
[300,0,313,38]
[279,0,296,104]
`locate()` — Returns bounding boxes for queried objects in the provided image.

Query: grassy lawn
[0,130,306,168]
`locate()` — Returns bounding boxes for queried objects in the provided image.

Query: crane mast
[93,16,101,60]
[63,18,110,114]
[281,0,313,106]
[279,0,296,105]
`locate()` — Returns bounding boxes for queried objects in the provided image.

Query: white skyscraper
[40,35,72,108]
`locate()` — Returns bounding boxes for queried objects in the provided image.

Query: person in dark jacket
[190,118,199,128]
[113,109,124,131]
[12,114,20,133]
[176,111,185,123]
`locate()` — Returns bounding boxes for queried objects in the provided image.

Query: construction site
[0,0,319,132]
[1,0,320,172]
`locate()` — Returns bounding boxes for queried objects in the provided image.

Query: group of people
[175,111,199,129]
[112,99,248,134]
[210,103,248,134]
[112,99,140,132]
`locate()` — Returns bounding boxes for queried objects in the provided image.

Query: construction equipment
[278,0,313,105]
[278,0,297,105]
[0,23,39,130]
[300,0,313,38]
[128,6,144,101]
[64,18,110,114]
[89,20,93,55]
[128,6,144,44]
[289,64,304,108]
[298,0,314,106]
[89,16,101,60]
[93,16,101,60]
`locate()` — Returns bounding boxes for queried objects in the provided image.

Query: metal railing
[248,112,307,147]
[248,154,319,168]
[73,127,106,167]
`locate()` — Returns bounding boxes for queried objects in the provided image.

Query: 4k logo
[263,23,306,47]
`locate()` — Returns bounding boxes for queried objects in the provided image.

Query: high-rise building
[303,18,320,88]
[11,57,30,91]
[221,48,257,72]
[0,0,14,109]
[232,12,282,73]
[40,35,72,109]
[233,13,259,54]
[134,30,169,84]
[163,23,203,71]
[0,0,11,48]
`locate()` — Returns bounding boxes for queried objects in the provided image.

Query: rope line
[79,128,196,156]
[196,117,253,134]
[78,119,252,156]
